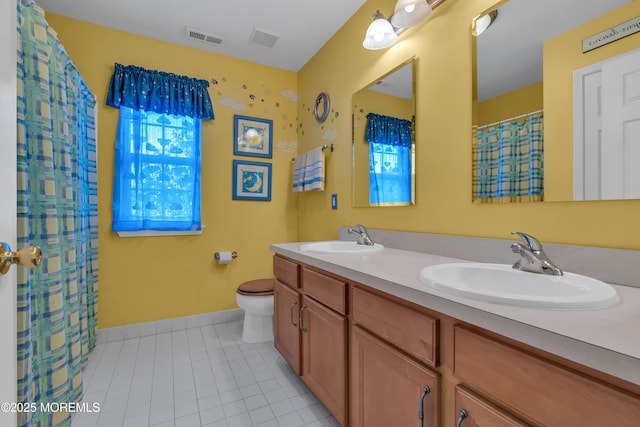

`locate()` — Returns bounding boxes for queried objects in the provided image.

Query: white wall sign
[583,16,640,53]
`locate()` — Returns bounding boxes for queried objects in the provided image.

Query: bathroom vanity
[270,242,640,427]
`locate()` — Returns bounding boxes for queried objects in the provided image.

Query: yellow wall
[296,0,640,249]
[544,1,640,200]
[44,0,640,327]
[45,14,299,328]
[477,81,543,126]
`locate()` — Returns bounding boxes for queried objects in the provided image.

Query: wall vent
[185,27,223,45]
[249,27,279,48]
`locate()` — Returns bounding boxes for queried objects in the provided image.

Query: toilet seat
[237,278,274,296]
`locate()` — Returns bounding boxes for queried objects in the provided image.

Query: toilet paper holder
[214,251,238,260]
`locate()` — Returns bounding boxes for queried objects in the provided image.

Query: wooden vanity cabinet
[273,279,301,374]
[351,285,439,367]
[351,326,439,427]
[350,284,440,427]
[454,386,530,427]
[273,255,640,427]
[453,325,640,427]
[273,255,348,426]
[273,255,301,373]
[299,266,348,426]
[300,294,348,425]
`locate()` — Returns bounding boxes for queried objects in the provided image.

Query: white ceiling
[477,0,631,101]
[37,0,631,98]
[36,0,367,72]
[368,62,413,100]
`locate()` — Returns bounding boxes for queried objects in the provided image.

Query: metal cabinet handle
[1,242,42,275]
[418,385,430,427]
[456,409,468,427]
[299,305,307,332]
[290,301,298,327]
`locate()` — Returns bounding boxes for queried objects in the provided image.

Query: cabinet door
[454,326,640,427]
[274,279,301,374]
[300,295,348,426]
[351,326,440,427]
[455,386,530,427]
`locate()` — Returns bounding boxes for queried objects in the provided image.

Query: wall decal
[275,140,298,153]
[322,128,338,141]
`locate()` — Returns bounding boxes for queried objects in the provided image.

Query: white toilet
[236,279,274,343]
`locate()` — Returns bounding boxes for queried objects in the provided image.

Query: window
[365,113,413,206]
[369,142,413,205]
[112,106,202,232]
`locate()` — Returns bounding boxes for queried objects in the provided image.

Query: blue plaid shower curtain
[475,111,544,202]
[16,1,99,426]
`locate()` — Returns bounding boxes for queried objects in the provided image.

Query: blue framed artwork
[232,160,272,201]
[234,115,273,158]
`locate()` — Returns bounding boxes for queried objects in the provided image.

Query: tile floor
[71,320,339,427]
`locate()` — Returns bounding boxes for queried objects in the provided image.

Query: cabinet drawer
[273,255,299,289]
[352,286,439,367]
[302,267,347,315]
[454,326,640,427]
[455,386,529,427]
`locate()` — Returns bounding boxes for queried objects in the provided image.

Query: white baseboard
[95,308,244,344]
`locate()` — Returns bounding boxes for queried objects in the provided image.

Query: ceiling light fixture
[474,10,498,36]
[363,10,398,50]
[363,0,444,51]
[391,0,432,29]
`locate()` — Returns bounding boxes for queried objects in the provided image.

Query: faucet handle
[347,223,374,246]
[511,231,543,251]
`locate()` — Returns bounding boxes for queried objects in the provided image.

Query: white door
[601,49,640,199]
[0,0,17,426]
[574,67,603,200]
[574,48,640,200]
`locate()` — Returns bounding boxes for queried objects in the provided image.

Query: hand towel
[292,153,306,193]
[303,147,325,191]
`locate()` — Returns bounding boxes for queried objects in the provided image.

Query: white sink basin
[419,263,619,309]
[300,240,384,254]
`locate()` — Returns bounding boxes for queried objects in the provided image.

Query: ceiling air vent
[185,27,223,45]
[249,27,279,48]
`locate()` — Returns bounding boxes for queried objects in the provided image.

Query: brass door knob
[0,242,42,275]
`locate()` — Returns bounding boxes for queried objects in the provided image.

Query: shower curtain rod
[477,109,544,130]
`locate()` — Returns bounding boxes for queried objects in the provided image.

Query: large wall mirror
[352,58,416,207]
[472,0,638,202]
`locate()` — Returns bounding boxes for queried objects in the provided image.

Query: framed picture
[234,115,273,158]
[232,160,272,201]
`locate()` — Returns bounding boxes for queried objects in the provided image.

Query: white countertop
[270,242,640,386]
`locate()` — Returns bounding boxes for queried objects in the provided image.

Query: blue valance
[106,63,214,120]
[365,113,412,147]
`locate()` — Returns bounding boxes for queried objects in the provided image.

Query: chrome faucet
[347,223,374,246]
[510,232,563,276]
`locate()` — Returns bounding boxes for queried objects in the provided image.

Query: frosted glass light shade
[475,10,498,36]
[363,14,398,50]
[390,0,432,29]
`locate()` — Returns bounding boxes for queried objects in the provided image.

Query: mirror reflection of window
[366,113,413,205]
[352,59,416,207]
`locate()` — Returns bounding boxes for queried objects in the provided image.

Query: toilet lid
[237,278,274,296]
